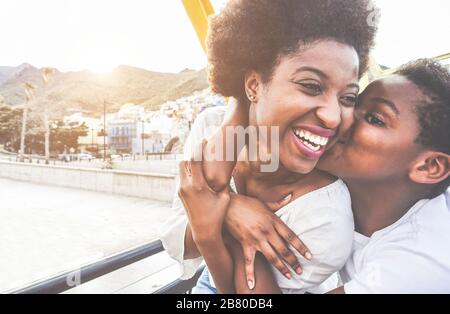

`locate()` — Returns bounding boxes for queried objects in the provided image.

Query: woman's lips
[293,124,337,138]
[291,130,327,160]
[290,124,336,160]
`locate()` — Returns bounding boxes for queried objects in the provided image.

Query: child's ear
[409,151,450,185]
[244,71,262,103]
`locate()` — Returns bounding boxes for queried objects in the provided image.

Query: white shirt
[159,106,355,293]
[341,189,450,294]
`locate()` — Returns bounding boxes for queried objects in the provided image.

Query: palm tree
[41,67,56,164]
[19,83,36,162]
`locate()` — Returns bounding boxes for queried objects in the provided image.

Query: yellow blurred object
[361,52,449,90]
[182,0,215,52]
[434,52,450,63]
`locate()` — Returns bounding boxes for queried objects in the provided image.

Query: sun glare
[83,50,118,74]
[87,63,115,74]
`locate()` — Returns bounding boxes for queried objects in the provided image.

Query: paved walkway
[0,177,178,293]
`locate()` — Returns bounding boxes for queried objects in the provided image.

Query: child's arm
[202,233,282,294]
[202,100,249,192]
[196,235,236,294]
[178,159,236,293]
[226,235,282,294]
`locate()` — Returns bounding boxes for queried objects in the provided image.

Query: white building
[131,113,173,155]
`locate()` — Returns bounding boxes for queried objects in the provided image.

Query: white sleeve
[159,179,204,280]
[158,107,225,280]
[344,245,450,294]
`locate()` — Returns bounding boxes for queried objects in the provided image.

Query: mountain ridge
[0,63,208,117]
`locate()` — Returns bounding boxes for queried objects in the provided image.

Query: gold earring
[248,94,256,102]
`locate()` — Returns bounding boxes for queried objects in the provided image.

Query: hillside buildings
[65,89,226,156]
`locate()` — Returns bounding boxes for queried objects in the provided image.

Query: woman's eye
[298,82,322,94]
[340,95,358,107]
[365,112,385,126]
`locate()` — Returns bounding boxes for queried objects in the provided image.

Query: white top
[159,106,355,294]
[341,189,450,294]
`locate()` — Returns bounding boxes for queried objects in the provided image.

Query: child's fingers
[189,160,207,188]
[242,245,256,290]
[268,232,302,275]
[260,242,292,280]
[265,193,293,211]
[192,138,207,161]
[274,219,312,261]
[178,161,191,184]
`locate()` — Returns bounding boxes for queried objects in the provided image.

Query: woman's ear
[244,71,262,103]
[409,151,450,185]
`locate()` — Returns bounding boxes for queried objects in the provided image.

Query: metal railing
[12,240,203,294]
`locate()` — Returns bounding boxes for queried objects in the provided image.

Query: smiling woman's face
[249,40,360,174]
[318,75,427,181]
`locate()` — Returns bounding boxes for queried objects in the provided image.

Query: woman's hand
[224,194,312,288]
[178,159,231,245]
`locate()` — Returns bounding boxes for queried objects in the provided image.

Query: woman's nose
[316,100,342,130]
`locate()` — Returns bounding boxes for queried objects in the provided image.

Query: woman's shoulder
[196,106,227,127]
[278,178,354,256]
[275,178,354,283]
[282,176,352,216]
[308,170,350,200]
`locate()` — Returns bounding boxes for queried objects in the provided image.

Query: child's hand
[224,194,312,289]
[222,97,250,128]
[178,155,236,294]
[178,159,231,245]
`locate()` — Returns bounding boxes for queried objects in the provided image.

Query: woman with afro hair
[161,0,379,293]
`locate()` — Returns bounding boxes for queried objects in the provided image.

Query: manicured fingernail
[285,273,292,280]
[296,267,302,275]
[305,252,312,260]
[248,280,255,290]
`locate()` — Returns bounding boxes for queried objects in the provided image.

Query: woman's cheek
[255,101,279,127]
[340,107,355,132]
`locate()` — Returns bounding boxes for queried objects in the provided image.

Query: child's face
[318,75,427,181]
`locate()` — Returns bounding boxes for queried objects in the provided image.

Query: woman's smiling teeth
[293,128,329,152]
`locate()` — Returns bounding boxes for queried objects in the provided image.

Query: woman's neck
[346,178,429,237]
[241,146,307,186]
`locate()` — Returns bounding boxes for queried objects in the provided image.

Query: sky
[0,0,448,73]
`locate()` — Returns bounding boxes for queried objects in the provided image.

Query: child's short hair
[395,59,450,197]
